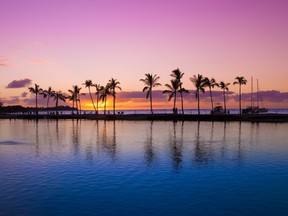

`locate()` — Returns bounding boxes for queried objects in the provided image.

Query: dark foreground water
[0,120,287,216]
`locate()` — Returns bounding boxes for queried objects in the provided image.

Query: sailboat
[242,78,268,114]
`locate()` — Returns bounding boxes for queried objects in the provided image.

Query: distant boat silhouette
[211,104,225,114]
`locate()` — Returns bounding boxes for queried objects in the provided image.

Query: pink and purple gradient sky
[1,0,288,109]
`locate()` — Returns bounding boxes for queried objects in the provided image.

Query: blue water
[0,120,288,216]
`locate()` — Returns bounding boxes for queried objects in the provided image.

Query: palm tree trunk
[36,93,38,115]
[209,88,214,110]
[104,97,107,115]
[239,85,242,114]
[47,96,50,108]
[197,90,200,115]
[173,92,177,114]
[180,92,184,114]
[223,90,226,114]
[89,87,97,114]
[56,98,59,115]
[150,90,153,114]
[96,94,99,115]
[72,100,75,114]
[76,98,79,115]
[113,94,116,115]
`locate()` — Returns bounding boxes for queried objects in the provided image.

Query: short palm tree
[100,83,111,115]
[162,79,180,113]
[219,81,230,114]
[190,74,206,115]
[204,77,219,110]
[140,73,161,114]
[171,68,188,114]
[28,84,43,114]
[53,91,66,114]
[83,80,97,114]
[108,78,122,115]
[233,76,247,114]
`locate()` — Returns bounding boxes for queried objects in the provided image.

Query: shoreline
[1,113,288,123]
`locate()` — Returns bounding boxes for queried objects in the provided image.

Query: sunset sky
[1,0,288,110]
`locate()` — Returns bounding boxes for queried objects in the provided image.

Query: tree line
[140,69,247,115]
[28,69,247,115]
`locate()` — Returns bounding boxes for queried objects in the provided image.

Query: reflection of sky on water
[0,120,288,215]
[1,120,288,168]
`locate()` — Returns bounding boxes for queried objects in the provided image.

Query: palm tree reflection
[194,121,213,166]
[35,119,40,157]
[236,121,244,164]
[72,119,80,156]
[99,121,117,160]
[169,121,183,170]
[144,121,155,167]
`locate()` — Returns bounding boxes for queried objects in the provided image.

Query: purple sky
[1,0,288,108]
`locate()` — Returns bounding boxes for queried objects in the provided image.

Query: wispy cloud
[6,79,32,88]
[29,59,47,65]
[0,57,11,67]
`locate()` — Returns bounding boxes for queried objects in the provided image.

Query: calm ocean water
[0,120,288,216]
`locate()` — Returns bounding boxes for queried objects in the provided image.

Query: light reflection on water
[0,120,288,216]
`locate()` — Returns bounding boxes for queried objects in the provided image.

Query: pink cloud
[29,60,47,65]
[6,79,32,88]
[0,57,11,67]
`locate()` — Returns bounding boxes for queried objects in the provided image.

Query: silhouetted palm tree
[28,84,43,114]
[69,85,81,115]
[68,89,76,114]
[163,79,180,113]
[42,87,55,109]
[219,81,230,114]
[233,76,247,114]
[171,68,188,114]
[83,80,97,113]
[100,83,111,115]
[190,74,206,115]
[140,73,161,114]
[204,77,219,110]
[108,78,121,115]
[53,91,66,114]
[93,83,103,114]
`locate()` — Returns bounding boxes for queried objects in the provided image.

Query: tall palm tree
[100,83,111,115]
[108,78,122,115]
[219,81,230,114]
[171,68,187,114]
[93,83,103,114]
[83,80,97,113]
[204,77,219,110]
[162,79,180,114]
[42,87,55,109]
[190,74,206,115]
[140,73,161,114]
[68,89,76,114]
[233,76,247,114]
[53,91,66,114]
[68,85,81,115]
[28,83,42,114]
[74,85,82,115]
